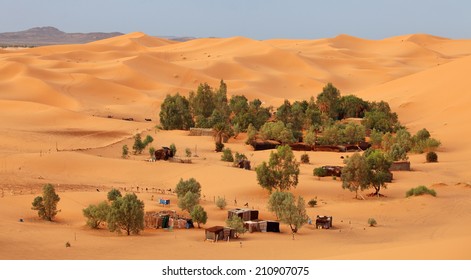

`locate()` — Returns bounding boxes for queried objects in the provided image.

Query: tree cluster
[175,178,207,228]
[82,188,145,235]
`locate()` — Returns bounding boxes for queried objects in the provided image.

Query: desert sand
[1,32,471,260]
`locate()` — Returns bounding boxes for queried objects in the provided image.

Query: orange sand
[1,33,470,260]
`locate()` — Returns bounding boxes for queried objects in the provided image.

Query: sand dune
[1,32,471,260]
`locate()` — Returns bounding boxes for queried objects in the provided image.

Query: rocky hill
[0,26,123,46]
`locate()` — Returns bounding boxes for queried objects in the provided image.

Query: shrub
[405,185,437,197]
[300,154,310,164]
[122,145,129,158]
[185,147,192,157]
[215,142,224,152]
[216,197,227,209]
[426,151,438,163]
[221,148,234,162]
[368,218,377,227]
[307,198,317,207]
[170,143,177,157]
[149,147,155,158]
[313,167,327,178]
[31,184,60,221]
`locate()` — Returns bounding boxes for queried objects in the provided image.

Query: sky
[1,0,471,40]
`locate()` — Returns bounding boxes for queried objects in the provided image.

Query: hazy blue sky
[1,0,470,39]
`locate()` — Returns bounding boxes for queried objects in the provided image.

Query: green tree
[107,188,122,202]
[107,193,145,235]
[132,134,145,154]
[268,191,308,233]
[305,97,322,129]
[341,153,370,199]
[365,149,392,196]
[83,201,110,229]
[388,143,408,161]
[317,83,341,120]
[178,191,200,213]
[304,125,318,146]
[338,95,369,119]
[245,123,257,145]
[226,215,246,237]
[175,178,202,199]
[31,184,60,221]
[343,122,366,144]
[159,93,194,130]
[189,83,216,128]
[362,101,399,133]
[369,129,383,148]
[190,205,208,228]
[255,145,300,193]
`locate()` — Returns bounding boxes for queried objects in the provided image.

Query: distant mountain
[0,26,124,46]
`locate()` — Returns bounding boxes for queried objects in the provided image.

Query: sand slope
[1,33,471,260]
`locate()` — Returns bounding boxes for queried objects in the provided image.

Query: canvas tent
[228,208,259,221]
[205,226,235,242]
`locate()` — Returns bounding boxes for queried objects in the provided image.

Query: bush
[185,147,192,157]
[313,167,327,178]
[405,185,437,197]
[300,154,310,164]
[216,197,227,209]
[426,151,438,163]
[149,147,155,158]
[170,143,177,157]
[31,184,60,221]
[215,142,224,152]
[221,148,234,162]
[122,145,129,158]
[368,218,377,227]
[307,198,317,207]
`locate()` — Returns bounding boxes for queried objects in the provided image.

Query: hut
[244,221,261,233]
[258,220,280,232]
[205,226,225,242]
[316,215,333,229]
[389,161,411,171]
[228,208,259,221]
